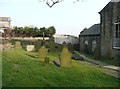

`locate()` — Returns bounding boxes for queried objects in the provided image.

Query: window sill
[113,47,120,50]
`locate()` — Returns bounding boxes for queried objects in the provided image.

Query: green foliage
[45,42,62,52]
[14,41,22,49]
[47,26,56,37]
[38,46,48,59]
[60,47,72,67]
[2,49,120,87]
[34,39,42,52]
[13,26,56,37]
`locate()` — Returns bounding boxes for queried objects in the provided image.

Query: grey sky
[0,0,110,36]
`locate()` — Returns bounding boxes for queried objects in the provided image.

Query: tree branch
[46,0,63,8]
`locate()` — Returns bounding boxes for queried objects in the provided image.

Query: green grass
[2,49,120,87]
[80,52,120,66]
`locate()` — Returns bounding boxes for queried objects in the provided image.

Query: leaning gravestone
[38,46,48,59]
[14,41,22,49]
[26,45,35,52]
[60,46,72,67]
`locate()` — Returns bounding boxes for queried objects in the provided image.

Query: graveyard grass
[2,49,120,87]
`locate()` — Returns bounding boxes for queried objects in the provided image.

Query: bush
[34,39,42,52]
[44,42,62,52]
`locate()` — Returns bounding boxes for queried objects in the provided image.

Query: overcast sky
[0,0,110,36]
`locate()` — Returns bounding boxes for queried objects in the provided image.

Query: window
[84,40,88,45]
[113,18,120,49]
[92,40,97,52]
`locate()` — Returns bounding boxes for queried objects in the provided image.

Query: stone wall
[79,35,100,56]
[99,2,120,60]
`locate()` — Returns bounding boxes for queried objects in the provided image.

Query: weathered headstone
[38,46,48,59]
[26,45,35,52]
[15,41,22,49]
[44,57,50,66]
[60,46,72,67]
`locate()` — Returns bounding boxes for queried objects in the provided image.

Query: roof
[80,24,100,36]
[99,0,120,14]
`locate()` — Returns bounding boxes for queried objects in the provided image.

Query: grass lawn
[2,49,120,87]
[80,52,120,67]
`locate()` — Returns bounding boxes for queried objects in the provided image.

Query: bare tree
[39,0,86,8]
[46,0,63,8]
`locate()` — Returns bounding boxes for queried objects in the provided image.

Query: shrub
[44,42,62,52]
[38,46,48,59]
[35,39,42,52]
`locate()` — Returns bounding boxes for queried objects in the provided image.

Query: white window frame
[113,18,120,49]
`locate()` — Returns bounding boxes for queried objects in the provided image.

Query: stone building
[79,24,100,56]
[53,34,79,45]
[0,17,14,38]
[99,0,120,60]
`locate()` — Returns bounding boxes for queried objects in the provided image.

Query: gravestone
[38,46,48,59]
[44,57,50,66]
[60,46,72,67]
[15,41,22,49]
[26,45,35,52]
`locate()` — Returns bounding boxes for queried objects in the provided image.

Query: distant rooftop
[80,24,100,36]
[0,17,11,21]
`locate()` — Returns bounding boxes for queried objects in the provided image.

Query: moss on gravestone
[14,41,22,49]
[44,57,50,66]
[60,46,72,67]
[38,46,48,59]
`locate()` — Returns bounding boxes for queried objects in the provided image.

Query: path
[75,51,120,79]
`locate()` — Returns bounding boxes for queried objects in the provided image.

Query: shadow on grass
[25,53,37,59]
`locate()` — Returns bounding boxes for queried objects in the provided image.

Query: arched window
[84,40,88,45]
[113,18,120,49]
